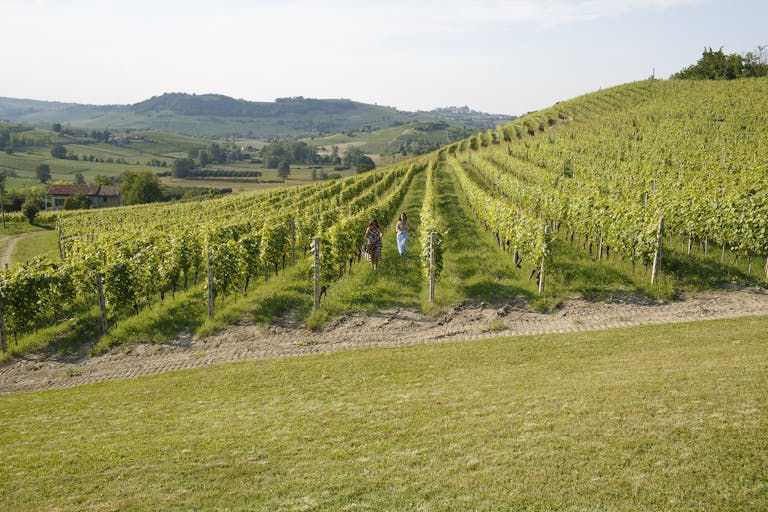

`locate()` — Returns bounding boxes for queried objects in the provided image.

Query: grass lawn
[1,316,766,510]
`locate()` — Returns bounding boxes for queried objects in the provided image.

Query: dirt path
[1,286,767,396]
[0,232,36,269]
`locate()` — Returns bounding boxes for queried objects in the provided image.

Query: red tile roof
[47,184,121,197]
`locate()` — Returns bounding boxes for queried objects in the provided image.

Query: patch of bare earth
[1,286,767,396]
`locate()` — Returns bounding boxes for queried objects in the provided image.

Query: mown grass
[1,316,766,510]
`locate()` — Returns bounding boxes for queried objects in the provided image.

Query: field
[0,128,351,194]
[1,317,766,510]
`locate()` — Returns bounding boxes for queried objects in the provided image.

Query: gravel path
[1,286,767,396]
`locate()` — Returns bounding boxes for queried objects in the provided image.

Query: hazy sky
[3,0,766,115]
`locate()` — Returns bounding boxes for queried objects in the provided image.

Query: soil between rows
[1,286,767,396]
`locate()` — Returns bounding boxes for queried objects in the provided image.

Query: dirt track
[1,286,767,396]
[0,232,34,269]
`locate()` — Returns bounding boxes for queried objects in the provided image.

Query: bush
[22,198,45,224]
[63,193,90,210]
[50,144,67,159]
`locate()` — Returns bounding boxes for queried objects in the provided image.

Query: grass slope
[1,316,766,510]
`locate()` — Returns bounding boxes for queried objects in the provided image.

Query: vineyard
[1,77,767,358]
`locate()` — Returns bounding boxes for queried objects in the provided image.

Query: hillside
[0,93,514,139]
[1,77,767,361]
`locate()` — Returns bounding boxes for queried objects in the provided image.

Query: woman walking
[395,212,415,255]
[363,218,383,270]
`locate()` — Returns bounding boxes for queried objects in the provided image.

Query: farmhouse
[46,184,122,209]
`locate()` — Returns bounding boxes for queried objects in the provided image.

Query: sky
[3,0,767,115]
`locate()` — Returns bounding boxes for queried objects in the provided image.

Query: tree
[121,171,163,205]
[260,140,318,166]
[171,157,195,178]
[264,155,280,169]
[51,123,62,133]
[209,143,225,164]
[74,173,86,184]
[22,198,45,224]
[277,159,291,179]
[36,164,52,184]
[672,46,768,80]
[94,175,116,186]
[51,144,67,159]
[199,150,210,168]
[330,145,341,165]
[355,155,376,173]
[63,192,90,210]
[342,147,366,169]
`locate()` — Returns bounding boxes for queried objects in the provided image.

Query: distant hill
[0,93,514,139]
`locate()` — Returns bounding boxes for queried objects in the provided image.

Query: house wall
[48,194,122,210]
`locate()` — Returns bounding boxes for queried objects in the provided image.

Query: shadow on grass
[3,307,102,364]
[436,165,533,304]
[662,249,758,289]
[93,292,208,354]
[248,290,311,325]
[552,245,637,300]
[463,279,532,303]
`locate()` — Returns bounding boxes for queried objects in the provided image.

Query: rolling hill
[0,93,514,139]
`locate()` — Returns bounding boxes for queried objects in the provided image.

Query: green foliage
[276,159,290,178]
[673,46,768,80]
[342,147,376,172]
[171,157,195,178]
[63,192,90,210]
[21,197,44,224]
[120,170,163,205]
[261,139,317,166]
[35,163,51,183]
[94,175,117,186]
[50,143,67,159]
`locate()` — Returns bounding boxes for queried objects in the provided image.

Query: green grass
[0,307,101,364]
[306,170,428,327]
[1,316,766,510]
[91,264,315,354]
[7,229,59,266]
[433,164,536,308]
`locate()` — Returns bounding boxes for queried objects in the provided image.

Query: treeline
[172,139,376,180]
[160,168,263,178]
[50,123,113,142]
[49,144,135,164]
[673,46,768,80]
[0,123,51,153]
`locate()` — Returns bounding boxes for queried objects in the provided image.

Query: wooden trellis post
[0,290,7,353]
[429,232,436,304]
[538,227,549,295]
[207,245,214,320]
[651,217,664,284]
[95,272,109,335]
[312,238,320,311]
